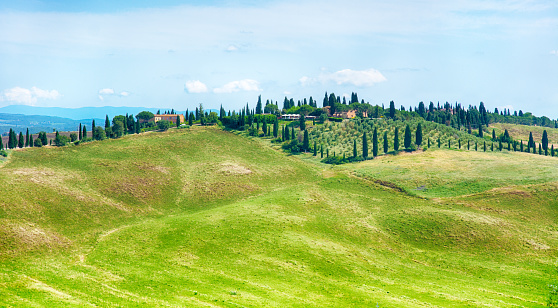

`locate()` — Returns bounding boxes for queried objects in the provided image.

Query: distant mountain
[0,105,219,135]
[0,105,218,121]
[0,105,165,121]
[0,113,103,136]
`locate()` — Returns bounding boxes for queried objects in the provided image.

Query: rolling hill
[0,126,556,307]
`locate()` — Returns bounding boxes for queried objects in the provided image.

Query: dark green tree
[416,123,422,146]
[105,115,110,129]
[492,129,496,140]
[82,126,87,139]
[18,132,24,148]
[189,113,194,126]
[157,120,171,131]
[542,130,549,152]
[438,138,441,148]
[478,125,483,138]
[313,141,317,156]
[528,132,535,149]
[353,139,357,157]
[372,128,378,157]
[428,138,431,148]
[539,143,542,155]
[176,115,181,128]
[363,131,369,158]
[394,127,399,151]
[0,136,3,150]
[262,119,267,136]
[256,95,263,114]
[389,100,395,118]
[25,128,29,147]
[404,124,411,149]
[303,130,309,152]
[273,118,279,138]
[383,131,388,153]
[299,115,306,131]
[79,123,82,140]
[291,126,295,140]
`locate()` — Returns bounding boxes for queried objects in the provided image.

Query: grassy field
[491,122,558,147]
[0,126,557,307]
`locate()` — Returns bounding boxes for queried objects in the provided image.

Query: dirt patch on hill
[218,162,252,175]
[0,220,71,257]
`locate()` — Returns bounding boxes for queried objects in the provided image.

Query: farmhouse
[149,114,185,125]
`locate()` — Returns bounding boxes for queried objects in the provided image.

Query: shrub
[0,150,7,157]
[157,120,172,131]
[282,139,303,154]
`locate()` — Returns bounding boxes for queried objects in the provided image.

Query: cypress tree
[539,144,542,155]
[428,137,430,148]
[0,136,3,150]
[551,145,555,157]
[416,123,422,146]
[176,115,181,128]
[362,131,369,158]
[372,128,378,157]
[484,141,486,152]
[79,123,82,140]
[448,139,451,149]
[437,138,441,148]
[467,140,470,150]
[262,119,267,136]
[18,132,24,148]
[135,121,140,134]
[475,142,478,151]
[383,131,388,153]
[92,120,96,139]
[25,128,29,147]
[389,100,395,118]
[299,115,306,131]
[394,127,399,151]
[498,141,502,151]
[105,115,110,128]
[507,142,510,151]
[82,126,87,139]
[353,139,357,158]
[273,118,279,138]
[458,139,461,149]
[291,127,295,140]
[478,125,483,138]
[491,142,493,151]
[404,124,411,149]
[7,129,13,149]
[527,141,530,153]
[303,130,309,152]
[313,141,317,156]
[542,130,548,152]
[326,148,329,158]
[492,129,496,140]
[320,145,324,158]
[528,132,534,149]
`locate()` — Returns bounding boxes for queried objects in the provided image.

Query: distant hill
[0,105,218,121]
[0,105,218,135]
[0,113,103,136]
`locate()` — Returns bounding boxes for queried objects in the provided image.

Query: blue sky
[0,0,557,117]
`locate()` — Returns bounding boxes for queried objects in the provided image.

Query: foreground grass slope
[0,126,556,307]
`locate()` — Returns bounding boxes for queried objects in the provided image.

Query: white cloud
[321,69,387,87]
[551,50,558,55]
[226,45,238,52]
[98,88,130,100]
[213,79,261,93]
[300,68,386,87]
[99,88,114,95]
[2,86,60,105]
[184,80,208,93]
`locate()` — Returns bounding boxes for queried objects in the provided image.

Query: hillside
[0,126,556,307]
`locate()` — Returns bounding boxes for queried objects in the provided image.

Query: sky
[0,0,557,117]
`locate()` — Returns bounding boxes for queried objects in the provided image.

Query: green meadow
[0,126,556,307]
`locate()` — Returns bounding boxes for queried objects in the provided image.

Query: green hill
[0,126,556,307]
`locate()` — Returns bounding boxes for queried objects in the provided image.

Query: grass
[0,126,557,307]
